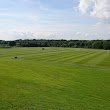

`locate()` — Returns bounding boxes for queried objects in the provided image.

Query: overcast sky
[0,0,110,40]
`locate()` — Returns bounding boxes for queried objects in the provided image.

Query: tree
[9,41,16,47]
[103,41,110,50]
[92,41,103,49]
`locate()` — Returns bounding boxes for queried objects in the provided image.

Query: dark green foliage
[92,41,103,49]
[0,39,110,50]
[103,41,110,50]
[9,41,16,47]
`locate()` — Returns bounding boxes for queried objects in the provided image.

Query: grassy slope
[0,47,110,110]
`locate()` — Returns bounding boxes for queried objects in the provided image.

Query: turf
[0,47,110,110]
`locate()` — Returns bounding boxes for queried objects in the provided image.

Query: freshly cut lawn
[0,47,110,110]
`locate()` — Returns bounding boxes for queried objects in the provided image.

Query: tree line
[0,39,110,50]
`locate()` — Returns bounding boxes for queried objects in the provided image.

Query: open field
[0,47,110,110]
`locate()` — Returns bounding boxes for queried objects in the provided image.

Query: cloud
[0,26,110,41]
[78,0,91,14]
[78,0,110,20]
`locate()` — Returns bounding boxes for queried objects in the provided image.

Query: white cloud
[0,25,109,41]
[78,0,91,14]
[78,0,110,20]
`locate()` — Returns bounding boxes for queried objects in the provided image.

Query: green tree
[9,41,16,47]
[103,41,110,50]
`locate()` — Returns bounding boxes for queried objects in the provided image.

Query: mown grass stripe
[85,51,109,66]
[43,50,88,62]
[75,51,105,64]
[63,50,98,64]
[98,51,110,67]
[56,50,97,63]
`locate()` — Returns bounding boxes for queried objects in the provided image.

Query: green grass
[0,47,110,110]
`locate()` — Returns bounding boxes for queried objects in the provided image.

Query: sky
[0,0,110,40]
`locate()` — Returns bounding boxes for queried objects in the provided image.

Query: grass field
[0,47,110,110]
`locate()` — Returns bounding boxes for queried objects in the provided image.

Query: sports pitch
[0,47,110,110]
